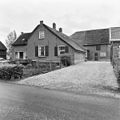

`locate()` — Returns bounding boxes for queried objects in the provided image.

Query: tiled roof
[0,41,7,50]
[111,27,120,40]
[12,33,32,46]
[44,24,86,52]
[12,23,85,52]
[71,28,110,46]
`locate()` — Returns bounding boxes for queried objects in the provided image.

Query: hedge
[0,65,23,80]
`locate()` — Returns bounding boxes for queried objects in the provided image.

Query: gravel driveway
[18,61,118,96]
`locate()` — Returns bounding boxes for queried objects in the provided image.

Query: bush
[0,65,23,80]
[112,58,120,89]
[116,69,120,88]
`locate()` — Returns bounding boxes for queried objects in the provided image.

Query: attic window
[22,38,25,41]
[39,31,45,39]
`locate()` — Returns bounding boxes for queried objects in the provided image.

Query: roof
[110,27,120,40]
[13,22,85,52]
[44,24,85,52]
[71,28,110,46]
[0,41,7,50]
[12,33,32,46]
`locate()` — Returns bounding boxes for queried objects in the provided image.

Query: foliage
[6,30,17,59]
[112,59,120,89]
[0,65,23,80]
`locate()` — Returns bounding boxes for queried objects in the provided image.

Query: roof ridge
[74,28,109,33]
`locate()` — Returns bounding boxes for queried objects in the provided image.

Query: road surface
[0,82,120,120]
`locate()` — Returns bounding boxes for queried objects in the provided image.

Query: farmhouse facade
[12,21,86,66]
[0,41,7,59]
[71,27,120,61]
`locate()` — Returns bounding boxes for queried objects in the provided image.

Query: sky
[0,0,120,45]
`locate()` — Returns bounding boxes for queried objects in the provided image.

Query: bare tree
[6,30,17,59]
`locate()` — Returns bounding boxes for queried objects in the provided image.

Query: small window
[15,52,25,59]
[39,31,45,39]
[100,52,106,57]
[96,45,101,51]
[22,38,25,41]
[19,52,24,59]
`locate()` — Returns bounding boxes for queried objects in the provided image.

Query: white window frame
[23,52,26,59]
[15,51,26,59]
[38,45,46,57]
[39,31,45,39]
[58,45,66,55]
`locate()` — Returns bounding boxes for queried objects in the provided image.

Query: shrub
[0,65,23,80]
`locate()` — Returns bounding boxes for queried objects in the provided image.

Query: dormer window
[22,38,25,41]
[39,31,45,39]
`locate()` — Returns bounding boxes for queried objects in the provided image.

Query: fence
[23,61,61,78]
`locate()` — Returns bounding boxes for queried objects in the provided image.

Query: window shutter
[54,46,58,56]
[65,46,69,53]
[35,46,38,57]
[45,46,49,56]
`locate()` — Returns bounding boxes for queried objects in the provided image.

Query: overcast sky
[0,0,120,45]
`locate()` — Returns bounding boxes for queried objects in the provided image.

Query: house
[12,21,86,66]
[0,41,7,59]
[71,28,113,61]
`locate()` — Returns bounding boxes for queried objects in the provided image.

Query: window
[57,45,69,55]
[38,46,45,56]
[96,45,101,51]
[19,52,24,59]
[100,52,106,57]
[39,31,45,39]
[15,52,26,59]
[37,45,49,57]
[58,46,66,55]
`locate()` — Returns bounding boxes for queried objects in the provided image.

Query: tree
[6,30,17,59]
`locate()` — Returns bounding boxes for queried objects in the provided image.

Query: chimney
[21,32,24,35]
[40,20,43,25]
[59,28,62,32]
[53,23,56,29]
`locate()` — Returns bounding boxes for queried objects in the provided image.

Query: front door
[94,53,98,61]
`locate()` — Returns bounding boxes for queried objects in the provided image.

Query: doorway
[94,53,99,61]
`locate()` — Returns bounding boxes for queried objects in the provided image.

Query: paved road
[0,82,120,120]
